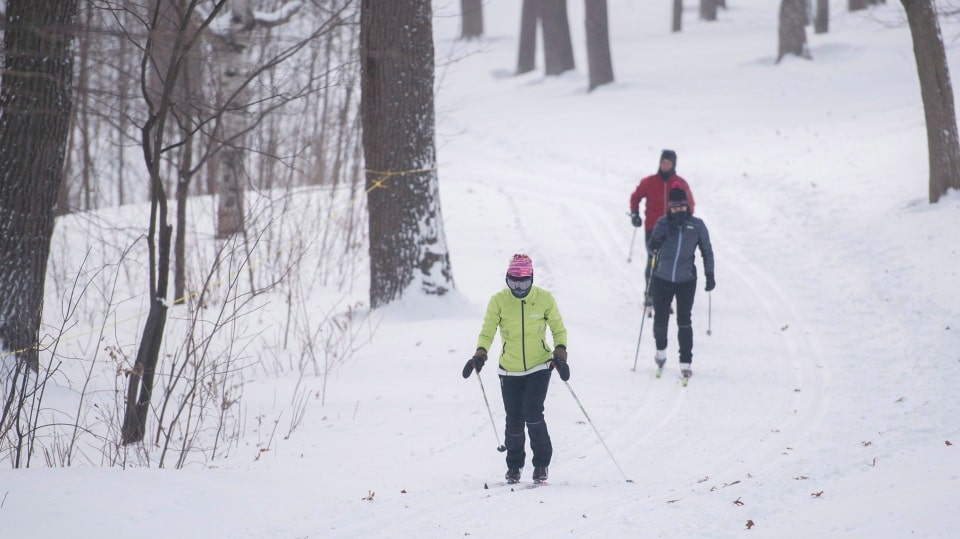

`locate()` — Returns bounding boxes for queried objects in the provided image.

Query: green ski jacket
[476,286,567,375]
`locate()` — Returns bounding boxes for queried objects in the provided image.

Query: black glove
[648,240,662,253]
[552,357,570,381]
[550,345,570,381]
[705,272,716,292]
[630,212,642,228]
[461,348,487,378]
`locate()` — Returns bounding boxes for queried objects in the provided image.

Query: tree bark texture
[121,273,169,445]
[460,0,484,40]
[0,0,78,371]
[673,0,683,33]
[361,0,454,308]
[901,0,960,202]
[517,0,538,74]
[214,2,253,239]
[814,0,829,34]
[777,0,811,63]
[541,0,575,75]
[585,0,614,91]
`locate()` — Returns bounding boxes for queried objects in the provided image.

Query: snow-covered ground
[2,1,959,538]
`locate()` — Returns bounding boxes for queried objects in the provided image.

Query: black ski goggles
[506,275,533,295]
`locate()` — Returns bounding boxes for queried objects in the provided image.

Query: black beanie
[660,149,677,165]
[668,187,688,207]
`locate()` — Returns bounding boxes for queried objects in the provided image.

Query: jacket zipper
[520,300,527,371]
[671,225,684,281]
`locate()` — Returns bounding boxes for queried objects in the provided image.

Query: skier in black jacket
[647,187,715,379]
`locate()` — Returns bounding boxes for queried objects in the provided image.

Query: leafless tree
[461,0,483,40]
[585,0,614,91]
[673,0,683,33]
[849,0,868,10]
[0,0,79,373]
[815,0,829,34]
[516,0,575,76]
[206,1,303,240]
[701,0,718,21]
[900,0,960,202]
[541,0,575,75]
[361,0,454,308]
[517,0,538,74]
[777,0,811,63]
[121,0,218,445]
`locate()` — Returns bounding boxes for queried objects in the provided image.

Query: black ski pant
[651,276,697,364]
[500,368,552,470]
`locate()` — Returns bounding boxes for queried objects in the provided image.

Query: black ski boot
[532,466,548,483]
[505,468,521,484]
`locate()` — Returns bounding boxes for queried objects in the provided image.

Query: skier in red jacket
[628,149,695,310]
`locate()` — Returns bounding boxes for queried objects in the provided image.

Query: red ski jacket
[629,173,695,232]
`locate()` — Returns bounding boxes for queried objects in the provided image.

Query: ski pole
[476,374,507,452]
[562,380,633,483]
[706,292,712,336]
[626,226,637,263]
[631,253,657,371]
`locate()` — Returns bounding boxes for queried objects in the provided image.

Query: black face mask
[506,275,533,298]
[668,210,689,224]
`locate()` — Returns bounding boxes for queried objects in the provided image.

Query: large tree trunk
[901,0,960,202]
[585,0,614,91]
[361,0,454,308]
[814,0,829,34]
[0,0,78,372]
[517,0,539,74]
[777,0,811,63]
[541,0,575,75]
[460,0,483,40]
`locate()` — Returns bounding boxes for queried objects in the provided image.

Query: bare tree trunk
[174,134,193,304]
[210,0,302,238]
[814,0,829,34]
[0,0,78,372]
[460,0,483,40]
[901,0,960,202]
[700,0,718,21]
[849,0,868,11]
[517,0,538,74]
[214,1,252,239]
[777,0,811,63]
[673,0,683,33]
[541,0,575,75]
[216,144,246,239]
[585,0,614,91]
[361,0,454,308]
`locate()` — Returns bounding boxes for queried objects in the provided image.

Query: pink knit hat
[506,254,534,278]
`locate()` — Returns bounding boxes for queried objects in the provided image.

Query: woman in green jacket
[462,254,568,484]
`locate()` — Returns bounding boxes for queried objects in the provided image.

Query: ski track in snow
[423,144,835,536]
